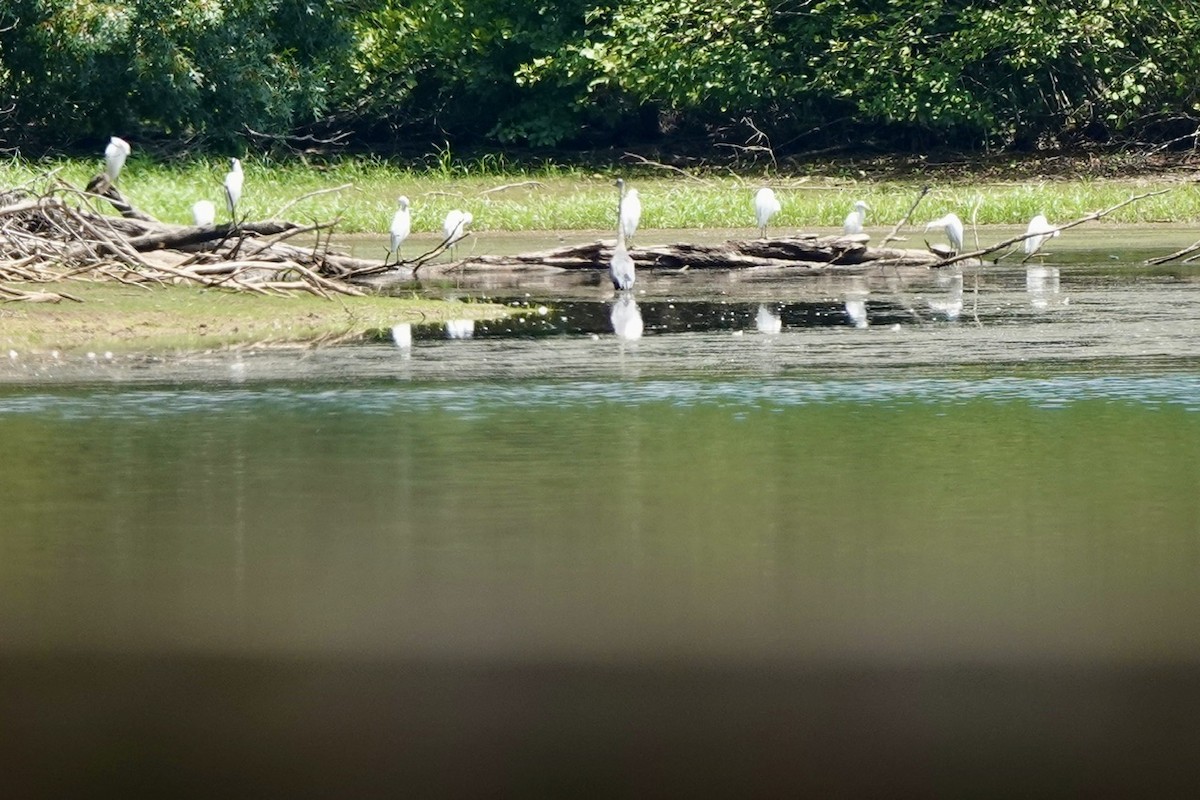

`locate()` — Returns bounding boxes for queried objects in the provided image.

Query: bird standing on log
[389,196,411,262]
[104,137,131,183]
[85,136,132,194]
[754,187,781,239]
[442,209,472,258]
[224,158,244,223]
[843,200,869,235]
[1023,214,1059,255]
[610,179,636,291]
[924,212,964,254]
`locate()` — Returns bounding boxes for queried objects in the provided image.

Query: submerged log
[417,234,944,277]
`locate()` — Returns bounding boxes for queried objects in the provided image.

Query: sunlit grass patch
[2,155,1196,234]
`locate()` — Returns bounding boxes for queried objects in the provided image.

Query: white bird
[191,200,216,227]
[610,294,644,340]
[223,158,244,220]
[924,212,964,253]
[1023,214,1059,255]
[753,188,781,238]
[104,137,132,182]
[442,209,472,256]
[610,180,636,291]
[389,196,412,260]
[616,179,641,243]
[843,200,869,235]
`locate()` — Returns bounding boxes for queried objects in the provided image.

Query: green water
[6,238,1200,794]
[3,380,1199,665]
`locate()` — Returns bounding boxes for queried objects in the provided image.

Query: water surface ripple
[3,372,1200,419]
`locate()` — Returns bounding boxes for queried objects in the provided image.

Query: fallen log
[419,234,944,277]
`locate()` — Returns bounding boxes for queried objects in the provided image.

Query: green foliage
[346,0,599,146]
[519,0,783,115]
[1,0,1197,152]
[0,0,354,147]
[798,0,1200,145]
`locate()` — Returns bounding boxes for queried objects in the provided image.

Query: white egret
[104,136,132,182]
[610,179,636,291]
[389,196,412,261]
[616,179,641,243]
[753,188,781,238]
[1023,214,1059,255]
[843,200,869,235]
[223,158,244,221]
[924,212,964,254]
[442,209,472,257]
[610,294,644,340]
[191,200,216,228]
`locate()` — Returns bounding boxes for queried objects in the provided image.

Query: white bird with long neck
[104,137,132,182]
[223,158,244,221]
[1023,214,1059,255]
[843,200,869,235]
[924,212,964,253]
[753,187,781,238]
[389,196,412,260]
[610,179,636,291]
[441,209,472,258]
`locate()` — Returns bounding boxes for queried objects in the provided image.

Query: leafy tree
[0,0,354,148]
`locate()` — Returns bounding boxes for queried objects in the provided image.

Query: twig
[621,153,711,184]
[479,181,545,196]
[270,183,352,220]
[1147,238,1200,265]
[880,186,930,246]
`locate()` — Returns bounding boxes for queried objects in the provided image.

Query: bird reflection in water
[928,271,964,321]
[755,304,782,334]
[1027,266,1068,310]
[844,278,869,328]
[391,323,413,349]
[610,294,644,341]
[445,319,475,339]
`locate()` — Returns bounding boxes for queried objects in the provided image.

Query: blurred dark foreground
[3,654,1199,798]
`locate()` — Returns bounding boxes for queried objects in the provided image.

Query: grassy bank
[3,155,1198,235]
[0,282,508,354]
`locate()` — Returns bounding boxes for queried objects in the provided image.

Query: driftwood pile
[0,176,382,303]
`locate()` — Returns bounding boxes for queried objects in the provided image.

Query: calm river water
[3,228,1200,796]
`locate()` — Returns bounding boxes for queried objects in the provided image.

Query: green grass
[3,154,1198,234]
